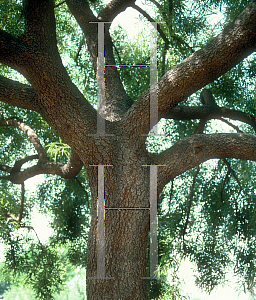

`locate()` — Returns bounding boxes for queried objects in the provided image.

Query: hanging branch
[192,118,208,134]
[223,158,242,189]
[220,168,231,203]
[5,183,25,224]
[74,36,85,66]
[20,224,43,246]
[220,158,242,204]
[182,165,200,251]
[75,177,90,207]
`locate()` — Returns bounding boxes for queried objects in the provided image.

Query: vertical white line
[97,22,106,135]
[150,22,158,136]
[97,165,105,278]
[150,165,158,278]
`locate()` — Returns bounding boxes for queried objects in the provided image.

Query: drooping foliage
[0,0,256,299]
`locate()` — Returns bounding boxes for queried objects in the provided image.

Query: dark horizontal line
[105,207,150,210]
[89,21,112,23]
[105,64,150,67]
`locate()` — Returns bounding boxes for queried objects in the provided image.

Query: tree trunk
[85,139,151,299]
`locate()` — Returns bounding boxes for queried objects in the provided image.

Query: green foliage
[1,0,256,298]
[1,261,86,300]
[46,138,70,161]
[110,25,151,101]
[0,0,24,36]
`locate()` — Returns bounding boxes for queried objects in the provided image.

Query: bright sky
[174,259,249,300]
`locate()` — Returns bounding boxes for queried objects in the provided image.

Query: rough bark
[0,0,256,299]
[85,140,150,299]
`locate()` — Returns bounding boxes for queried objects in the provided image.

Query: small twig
[219,118,243,133]
[131,3,170,46]
[113,42,122,64]
[149,0,161,10]
[20,224,43,246]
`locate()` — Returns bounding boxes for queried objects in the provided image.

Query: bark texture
[0,0,256,299]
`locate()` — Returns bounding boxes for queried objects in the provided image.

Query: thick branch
[0,149,83,184]
[0,30,29,67]
[123,0,256,139]
[66,0,133,119]
[12,155,39,173]
[163,105,256,132]
[154,133,256,193]
[0,118,83,183]
[22,0,58,53]
[98,0,135,22]
[0,76,40,112]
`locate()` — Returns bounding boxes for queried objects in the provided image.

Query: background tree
[0,0,256,299]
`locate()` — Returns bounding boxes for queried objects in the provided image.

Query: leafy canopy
[0,0,256,299]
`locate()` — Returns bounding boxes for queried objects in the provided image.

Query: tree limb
[149,0,161,10]
[22,0,58,53]
[0,150,83,184]
[123,0,256,140]
[223,158,242,189]
[0,164,12,173]
[0,76,40,112]
[11,155,39,173]
[65,0,99,73]
[0,118,48,162]
[66,0,133,119]
[0,118,83,183]
[55,0,66,8]
[163,104,256,132]
[154,133,256,193]
[0,30,28,67]
[98,0,135,22]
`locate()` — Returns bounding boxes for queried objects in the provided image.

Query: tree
[1,0,256,299]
